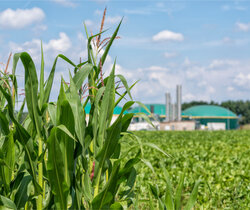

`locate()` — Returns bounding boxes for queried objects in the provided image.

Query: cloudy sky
[1,0,250,105]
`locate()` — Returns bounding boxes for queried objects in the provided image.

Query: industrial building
[182,105,238,130]
[127,85,239,130]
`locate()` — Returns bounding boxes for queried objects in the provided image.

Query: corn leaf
[44,54,76,104]
[67,73,86,147]
[91,161,120,209]
[110,202,123,210]
[115,81,138,107]
[183,180,201,210]
[116,74,132,100]
[97,61,116,148]
[0,85,40,194]
[39,41,45,109]
[143,142,170,157]
[48,103,57,125]
[0,111,9,135]
[1,131,15,191]
[0,195,17,210]
[160,163,174,210]
[99,19,122,73]
[175,172,185,210]
[47,127,68,210]
[14,174,32,209]
[73,63,93,90]
[19,52,41,136]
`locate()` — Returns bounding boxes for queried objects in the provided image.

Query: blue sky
[1,0,250,106]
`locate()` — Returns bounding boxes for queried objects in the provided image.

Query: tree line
[182,100,250,125]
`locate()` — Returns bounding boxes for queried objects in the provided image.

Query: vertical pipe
[165,93,171,122]
[171,103,176,121]
[176,85,182,121]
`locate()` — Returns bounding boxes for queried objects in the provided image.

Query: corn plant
[1,25,204,210]
[0,10,167,209]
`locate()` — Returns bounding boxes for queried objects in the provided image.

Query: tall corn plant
[0,10,146,209]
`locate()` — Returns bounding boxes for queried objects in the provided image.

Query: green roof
[128,104,165,116]
[84,103,127,115]
[182,105,237,118]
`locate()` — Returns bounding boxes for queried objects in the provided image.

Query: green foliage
[129,131,250,209]
[220,100,250,125]
[0,16,151,209]
[0,12,203,210]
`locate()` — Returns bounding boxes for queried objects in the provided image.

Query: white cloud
[7,32,88,102]
[164,52,177,59]
[207,86,215,94]
[126,57,250,103]
[0,8,45,29]
[51,0,76,7]
[227,86,234,92]
[144,66,169,72]
[236,22,250,32]
[105,16,122,25]
[233,73,250,88]
[209,59,239,69]
[9,32,72,63]
[152,30,184,42]
[115,64,133,79]
[46,32,72,51]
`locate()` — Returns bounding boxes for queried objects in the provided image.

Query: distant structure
[182,105,238,130]
[127,84,239,131]
[165,84,182,122]
[176,85,182,121]
[165,93,171,122]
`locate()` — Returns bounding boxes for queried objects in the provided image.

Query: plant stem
[37,136,43,210]
[94,171,101,197]
[105,169,108,183]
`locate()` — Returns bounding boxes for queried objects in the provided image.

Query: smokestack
[165,93,171,122]
[176,85,182,121]
[171,103,176,121]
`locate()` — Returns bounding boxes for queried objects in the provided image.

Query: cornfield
[0,10,200,210]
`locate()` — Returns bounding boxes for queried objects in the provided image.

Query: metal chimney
[165,93,171,122]
[171,103,176,121]
[176,85,182,121]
